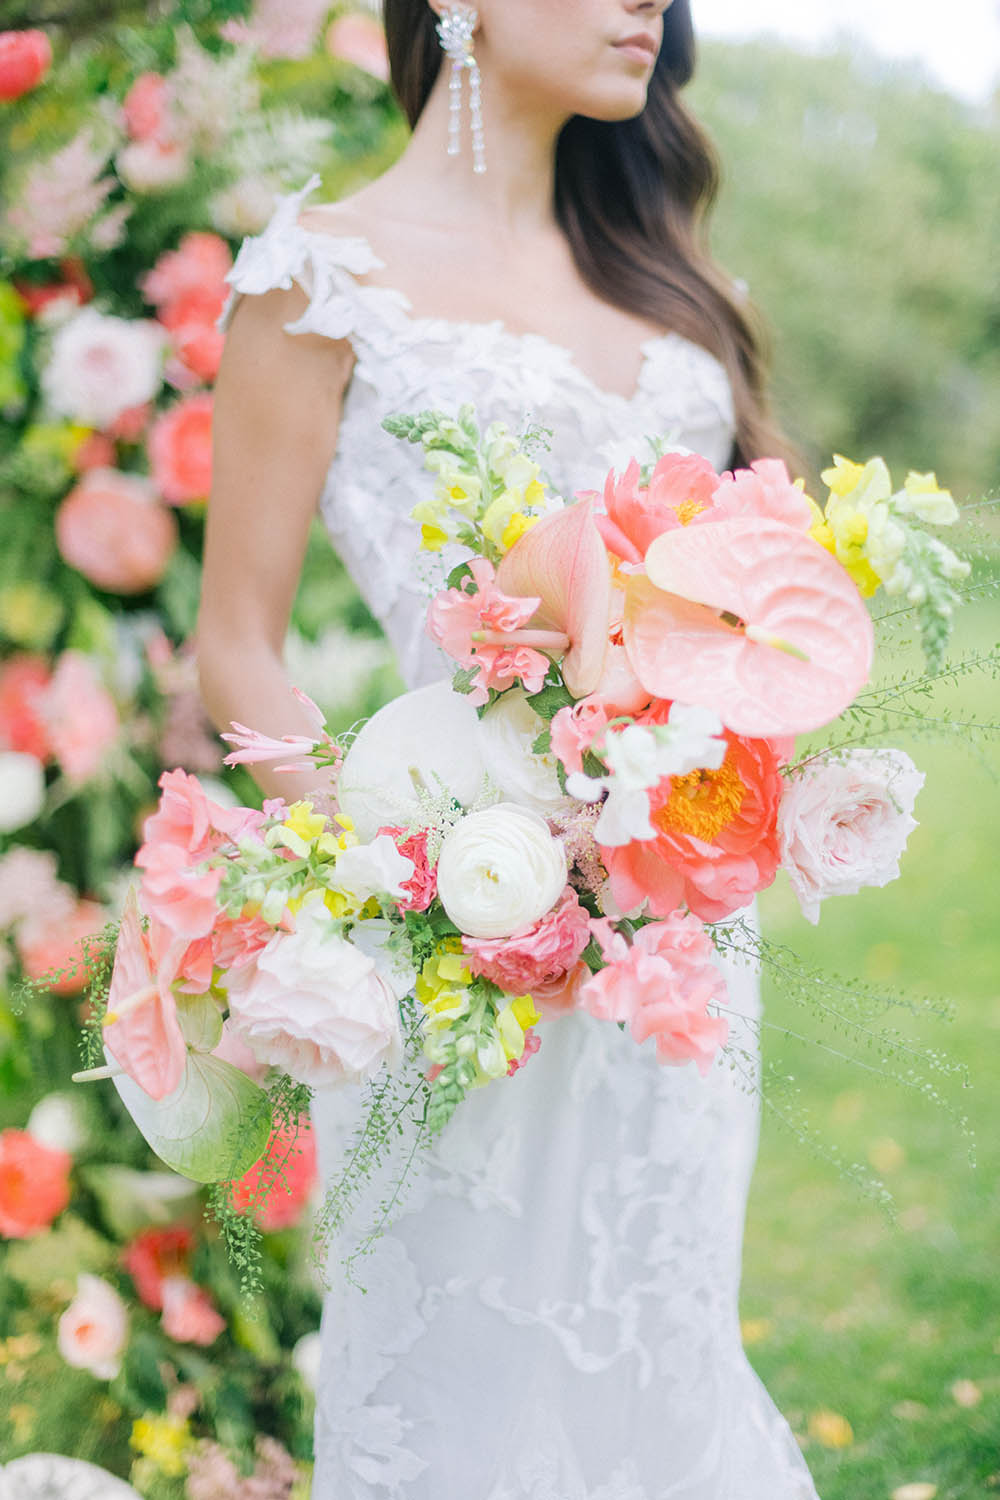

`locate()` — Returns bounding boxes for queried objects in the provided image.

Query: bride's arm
[196,284,354,802]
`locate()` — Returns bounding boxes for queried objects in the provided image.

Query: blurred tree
[693,41,1000,498]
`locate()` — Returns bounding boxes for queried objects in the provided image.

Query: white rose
[0,751,46,833]
[225,895,402,1087]
[477,689,574,815]
[41,306,165,429]
[779,748,924,924]
[436,803,567,938]
[338,679,492,841]
[57,1274,128,1380]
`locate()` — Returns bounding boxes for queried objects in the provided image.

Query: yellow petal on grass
[807,1410,854,1449]
[868,1137,906,1173]
[951,1378,982,1408]
[891,1485,938,1500]
[740,1317,774,1346]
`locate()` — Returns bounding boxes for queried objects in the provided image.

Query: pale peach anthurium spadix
[495,497,612,697]
[103,887,187,1102]
[624,518,874,738]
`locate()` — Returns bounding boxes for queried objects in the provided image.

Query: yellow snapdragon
[130,1413,193,1478]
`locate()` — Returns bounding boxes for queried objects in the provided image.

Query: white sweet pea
[567,704,726,848]
[436,803,567,938]
[333,834,415,905]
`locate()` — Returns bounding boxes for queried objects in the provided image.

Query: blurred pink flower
[462,886,591,996]
[230,1117,317,1231]
[223,0,332,59]
[160,1275,226,1345]
[57,1274,128,1379]
[122,72,169,141]
[116,137,191,193]
[7,129,116,260]
[326,13,390,80]
[0,654,52,761]
[581,913,729,1075]
[0,1128,71,1238]
[41,306,165,430]
[71,431,116,472]
[37,651,119,784]
[148,393,214,504]
[107,402,152,442]
[0,29,53,101]
[17,897,107,995]
[0,847,75,936]
[187,1435,298,1500]
[56,468,178,594]
[142,230,232,309]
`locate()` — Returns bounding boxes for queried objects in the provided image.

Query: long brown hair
[383,0,790,468]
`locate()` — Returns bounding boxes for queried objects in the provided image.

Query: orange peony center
[653,754,747,843]
[674,497,707,525]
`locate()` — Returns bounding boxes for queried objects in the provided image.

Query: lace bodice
[220,179,818,1500]
[220,174,737,688]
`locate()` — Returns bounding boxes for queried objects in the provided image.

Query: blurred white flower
[41,307,164,429]
[0,751,46,833]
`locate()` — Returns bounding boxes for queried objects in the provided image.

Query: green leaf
[526,683,575,720]
[445,560,474,591]
[5,1214,113,1294]
[80,1164,201,1241]
[531,728,552,756]
[452,664,479,696]
[110,1051,272,1184]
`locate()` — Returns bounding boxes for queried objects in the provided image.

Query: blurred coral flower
[0,29,53,101]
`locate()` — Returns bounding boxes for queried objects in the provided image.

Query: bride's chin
[573,79,653,124]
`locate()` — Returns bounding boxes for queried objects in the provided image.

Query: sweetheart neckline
[294,221,730,411]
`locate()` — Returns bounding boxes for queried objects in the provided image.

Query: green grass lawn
[744,607,1000,1499]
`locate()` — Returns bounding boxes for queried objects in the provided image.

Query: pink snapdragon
[462,886,591,995]
[550,698,610,775]
[579,914,729,1075]
[427,557,551,704]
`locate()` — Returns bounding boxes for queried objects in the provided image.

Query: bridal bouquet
[72,407,971,1274]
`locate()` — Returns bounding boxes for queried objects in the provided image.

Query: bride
[199,1,821,1495]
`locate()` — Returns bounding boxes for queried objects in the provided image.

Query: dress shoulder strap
[217,174,410,356]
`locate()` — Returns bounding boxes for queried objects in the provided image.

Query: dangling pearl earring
[435,4,486,176]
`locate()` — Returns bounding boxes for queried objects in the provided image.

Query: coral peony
[580,914,729,1074]
[708,458,816,530]
[160,1275,226,1345]
[0,29,53,101]
[0,654,52,760]
[37,650,119,783]
[56,468,178,594]
[122,1225,193,1309]
[779,748,924,923]
[40,306,165,430]
[57,1274,128,1379]
[0,1127,71,1237]
[148,393,213,504]
[230,1117,317,1231]
[17,898,106,995]
[603,713,785,922]
[463,887,591,996]
[593,452,721,563]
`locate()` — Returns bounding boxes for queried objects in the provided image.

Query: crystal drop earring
[435,4,486,176]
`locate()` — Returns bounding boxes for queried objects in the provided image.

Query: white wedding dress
[221,177,820,1500]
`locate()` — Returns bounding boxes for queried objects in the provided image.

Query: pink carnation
[56,468,178,594]
[427,557,547,705]
[580,913,729,1075]
[592,453,721,564]
[160,1275,226,1345]
[378,826,436,912]
[37,651,118,784]
[148,393,213,504]
[603,712,784,923]
[708,458,815,530]
[463,886,591,995]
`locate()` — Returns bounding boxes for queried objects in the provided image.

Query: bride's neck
[397,70,565,236]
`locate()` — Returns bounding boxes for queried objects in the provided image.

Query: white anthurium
[476,688,575,814]
[338,679,494,841]
[567,703,727,848]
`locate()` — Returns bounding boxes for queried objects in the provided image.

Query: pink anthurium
[624,518,874,737]
[495,497,612,696]
[103,888,187,1101]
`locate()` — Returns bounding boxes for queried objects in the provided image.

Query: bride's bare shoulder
[295,181,390,246]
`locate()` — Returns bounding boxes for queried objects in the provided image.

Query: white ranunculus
[779,747,924,924]
[26,1092,90,1155]
[333,834,414,905]
[225,895,402,1087]
[477,689,574,815]
[40,306,165,429]
[0,751,46,833]
[338,679,493,841]
[436,803,567,939]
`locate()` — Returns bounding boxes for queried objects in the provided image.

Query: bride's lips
[612,32,658,66]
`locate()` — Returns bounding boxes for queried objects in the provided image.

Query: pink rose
[378,826,437,912]
[225,898,403,1088]
[57,1274,128,1379]
[580,913,729,1075]
[604,712,784,923]
[37,650,119,784]
[463,886,591,995]
[0,1128,71,1237]
[160,1276,225,1345]
[17,898,106,995]
[56,468,178,594]
[148,393,213,504]
[0,29,53,101]
[551,698,609,775]
[778,748,924,923]
[326,14,390,80]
